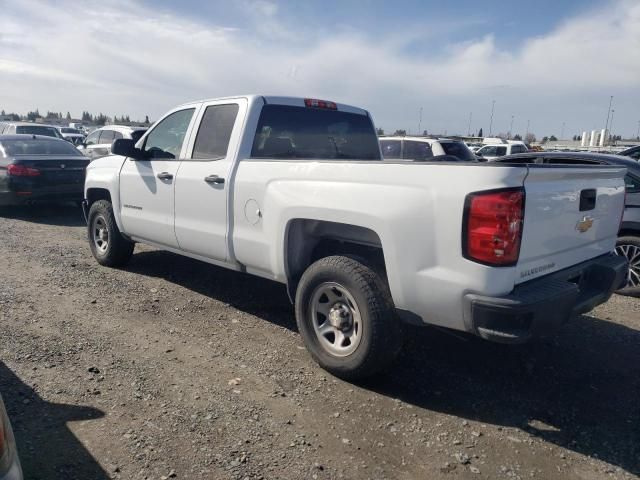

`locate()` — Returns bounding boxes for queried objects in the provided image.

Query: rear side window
[380,140,401,159]
[251,105,380,160]
[624,174,640,193]
[439,141,475,161]
[15,125,59,138]
[192,104,239,159]
[403,141,433,161]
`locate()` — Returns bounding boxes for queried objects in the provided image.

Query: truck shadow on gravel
[0,362,109,480]
[125,250,639,475]
[127,250,297,331]
[0,203,85,227]
[370,315,640,476]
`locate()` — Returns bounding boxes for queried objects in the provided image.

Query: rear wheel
[615,236,640,296]
[295,255,402,380]
[88,200,134,267]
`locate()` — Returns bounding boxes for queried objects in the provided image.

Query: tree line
[1,109,150,126]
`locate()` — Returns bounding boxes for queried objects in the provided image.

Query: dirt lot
[0,204,638,480]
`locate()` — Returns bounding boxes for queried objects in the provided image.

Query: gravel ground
[0,204,639,480]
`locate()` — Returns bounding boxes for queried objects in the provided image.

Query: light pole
[525,119,530,139]
[489,100,495,136]
[418,107,423,136]
[609,109,615,145]
[636,120,639,140]
[509,115,514,139]
[604,95,613,132]
[467,111,472,136]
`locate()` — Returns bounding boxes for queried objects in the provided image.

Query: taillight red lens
[463,188,525,266]
[7,164,40,177]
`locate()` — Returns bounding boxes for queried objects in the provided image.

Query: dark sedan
[495,151,640,294]
[0,135,90,206]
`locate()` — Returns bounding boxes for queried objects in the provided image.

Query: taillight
[7,164,40,177]
[463,188,525,266]
[304,98,337,110]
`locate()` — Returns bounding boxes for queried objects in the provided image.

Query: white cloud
[0,0,638,136]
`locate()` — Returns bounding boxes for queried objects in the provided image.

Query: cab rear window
[251,105,380,160]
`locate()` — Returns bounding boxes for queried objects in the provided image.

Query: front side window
[85,131,101,145]
[143,108,195,159]
[192,104,239,159]
[251,105,380,160]
[98,130,115,144]
[403,141,433,161]
[380,140,401,159]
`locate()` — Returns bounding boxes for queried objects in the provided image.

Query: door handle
[157,172,173,180]
[204,175,225,185]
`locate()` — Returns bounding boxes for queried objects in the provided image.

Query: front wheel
[88,200,134,267]
[295,255,402,380]
[615,236,640,296]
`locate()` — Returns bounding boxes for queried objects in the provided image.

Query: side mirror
[112,138,143,159]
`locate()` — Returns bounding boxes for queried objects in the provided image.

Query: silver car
[77,125,147,160]
[0,395,22,480]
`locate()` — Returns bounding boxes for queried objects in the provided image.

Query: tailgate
[516,165,626,284]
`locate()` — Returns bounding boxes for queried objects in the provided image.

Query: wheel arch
[283,219,386,301]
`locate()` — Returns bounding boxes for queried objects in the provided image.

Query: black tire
[615,236,640,296]
[295,255,403,380]
[88,200,134,267]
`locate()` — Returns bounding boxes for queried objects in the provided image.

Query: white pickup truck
[83,95,628,379]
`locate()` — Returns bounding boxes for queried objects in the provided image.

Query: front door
[119,107,198,248]
[174,99,246,262]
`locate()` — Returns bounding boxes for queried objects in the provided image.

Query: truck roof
[175,95,369,116]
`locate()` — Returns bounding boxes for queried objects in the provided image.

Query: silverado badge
[576,216,594,233]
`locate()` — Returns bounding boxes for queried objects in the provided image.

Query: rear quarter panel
[232,161,528,330]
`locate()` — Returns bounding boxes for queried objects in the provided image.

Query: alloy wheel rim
[310,282,362,357]
[92,216,109,254]
[615,243,640,288]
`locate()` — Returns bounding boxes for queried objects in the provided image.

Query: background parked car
[0,122,64,140]
[0,393,22,480]
[56,127,85,145]
[476,141,528,160]
[77,125,147,160]
[495,151,640,295]
[0,135,90,206]
[379,136,477,161]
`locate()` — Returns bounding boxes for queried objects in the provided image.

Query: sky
[0,0,639,138]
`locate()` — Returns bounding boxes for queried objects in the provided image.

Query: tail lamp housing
[462,187,525,266]
[7,164,40,177]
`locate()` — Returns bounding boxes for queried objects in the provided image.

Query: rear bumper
[0,189,83,206]
[464,254,628,343]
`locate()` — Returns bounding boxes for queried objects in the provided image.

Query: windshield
[251,105,380,160]
[1,138,84,156]
[15,125,60,138]
[439,141,476,161]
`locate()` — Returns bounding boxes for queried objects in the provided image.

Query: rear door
[173,99,246,262]
[516,164,626,283]
[119,107,199,248]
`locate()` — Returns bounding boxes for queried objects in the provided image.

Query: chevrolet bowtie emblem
[576,216,594,233]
